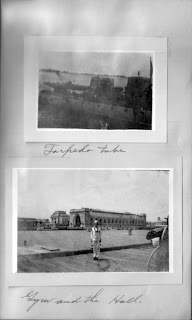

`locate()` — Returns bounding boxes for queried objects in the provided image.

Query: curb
[18,243,152,260]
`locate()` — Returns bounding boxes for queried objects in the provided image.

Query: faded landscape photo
[38,52,153,130]
[17,169,169,273]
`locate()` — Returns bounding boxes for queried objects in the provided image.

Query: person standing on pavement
[91,219,101,260]
[128,227,133,235]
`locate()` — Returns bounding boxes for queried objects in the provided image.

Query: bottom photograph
[16,169,170,273]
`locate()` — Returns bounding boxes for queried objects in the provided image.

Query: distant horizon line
[39,68,150,79]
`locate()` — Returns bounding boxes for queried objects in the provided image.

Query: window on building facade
[116,219,117,223]
[112,219,114,223]
[104,219,106,223]
[108,219,110,223]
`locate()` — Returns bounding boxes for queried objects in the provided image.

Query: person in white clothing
[91,219,101,260]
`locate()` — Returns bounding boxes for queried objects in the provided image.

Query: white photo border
[6,157,182,287]
[24,36,167,143]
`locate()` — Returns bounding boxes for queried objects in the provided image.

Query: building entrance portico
[74,214,81,227]
[70,208,89,227]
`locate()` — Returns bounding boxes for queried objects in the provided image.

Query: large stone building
[69,208,146,229]
[50,211,70,227]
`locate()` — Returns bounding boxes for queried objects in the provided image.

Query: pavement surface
[18,245,155,273]
[18,229,151,255]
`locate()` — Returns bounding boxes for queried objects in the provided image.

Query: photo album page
[0,1,191,319]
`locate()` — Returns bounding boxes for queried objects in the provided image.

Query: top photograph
[24,37,167,142]
[38,52,153,130]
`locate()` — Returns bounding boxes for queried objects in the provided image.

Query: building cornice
[70,208,146,218]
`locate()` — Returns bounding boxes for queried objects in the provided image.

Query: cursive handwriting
[44,144,126,157]
[98,145,126,154]
[21,291,56,312]
[21,289,143,312]
[44,144,94,157]
[108,294,143,304]
[83,288,103,303]
[54,297,82,305]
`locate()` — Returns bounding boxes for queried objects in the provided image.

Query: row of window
[52,218,69,223]
[91,218,144,225]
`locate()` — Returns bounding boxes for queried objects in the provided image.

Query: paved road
[18,246,155,273]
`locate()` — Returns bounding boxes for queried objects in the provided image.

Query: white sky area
[39,52,152,78]
[17,169,169,223]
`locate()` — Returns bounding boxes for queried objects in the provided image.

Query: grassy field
[18,229,150,253]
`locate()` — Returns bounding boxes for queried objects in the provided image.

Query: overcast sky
[39,52,152,78]
[17,169,169,222]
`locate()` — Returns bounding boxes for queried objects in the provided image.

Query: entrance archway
[75,215,81,227]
